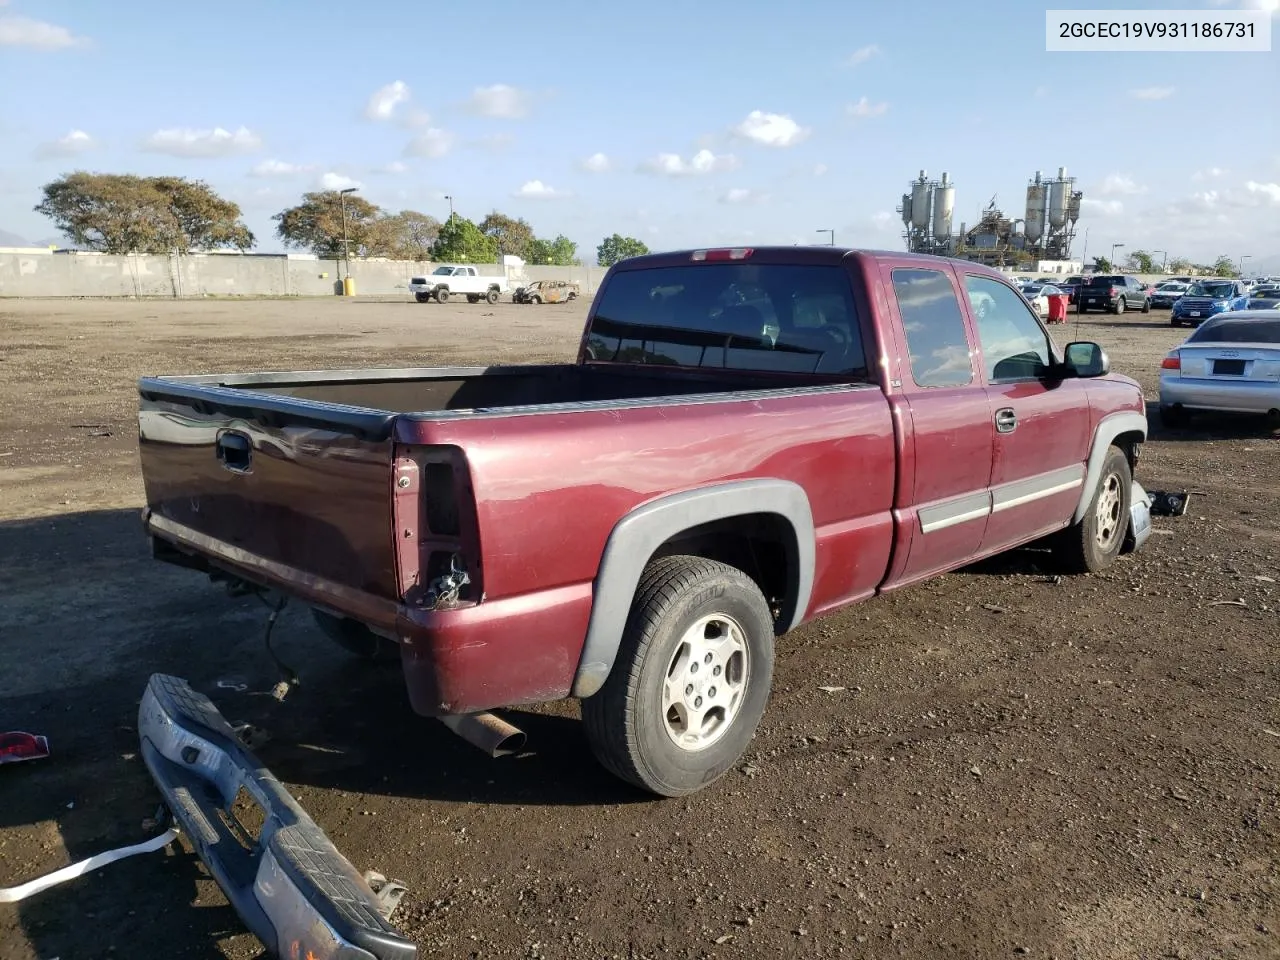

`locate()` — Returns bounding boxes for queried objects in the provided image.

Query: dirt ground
[0,296,1277,960]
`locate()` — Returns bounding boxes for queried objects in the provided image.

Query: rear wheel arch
[570,479,815,699]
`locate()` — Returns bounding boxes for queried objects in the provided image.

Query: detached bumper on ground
[138,674,417,960]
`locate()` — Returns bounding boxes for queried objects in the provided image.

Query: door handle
[216,431,253,472]
[995,408,1018,433]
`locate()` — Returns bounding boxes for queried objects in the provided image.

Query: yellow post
[342,276,356,296]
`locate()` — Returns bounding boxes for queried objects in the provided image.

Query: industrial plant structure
[897,167,1083,269]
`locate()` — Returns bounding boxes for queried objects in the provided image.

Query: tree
[527,234,579,266]
[35,172,254,254]
[597,233,649,267]
[431,216,499,263]
[274,191,382,258]
[374,210,440,260]
[1212,255,1237,278]
[478,212,535,259]
[1091,255,1113,273]
[1168,257,1193,274]
[1126,250,1155,273]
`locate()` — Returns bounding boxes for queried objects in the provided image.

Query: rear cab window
[1087,275,1122,287]
[890,268,973,388]
[585,262,869,376]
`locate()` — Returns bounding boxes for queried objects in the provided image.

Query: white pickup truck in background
[409,266,507,304]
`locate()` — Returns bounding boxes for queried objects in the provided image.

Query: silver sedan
[1158,309,1280,427]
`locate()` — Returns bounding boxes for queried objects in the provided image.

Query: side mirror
[1063,341,1110,378]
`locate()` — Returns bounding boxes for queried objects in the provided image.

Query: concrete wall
[0,252,610,299]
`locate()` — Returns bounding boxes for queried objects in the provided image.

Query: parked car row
[408,266,581,305]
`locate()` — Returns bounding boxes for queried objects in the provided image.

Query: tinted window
[585,263,868,376]
[1187,319,1280,343]
[891,268,972,388]
[965,275,1053,381]
[1086,275,1122,287]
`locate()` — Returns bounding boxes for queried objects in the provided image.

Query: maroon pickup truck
[138,247,1152,801]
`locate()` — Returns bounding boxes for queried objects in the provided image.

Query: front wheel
[414,293,430,303]
[485,288,500,304]
[435,288,450,303]
[1052,446,1132,574]
[582,555,775,797]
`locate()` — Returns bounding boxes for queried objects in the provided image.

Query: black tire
[1078,305,1088,314]
[486,288,500,305]
[312,610,399,661]
[1052,446,1132,575]
[435,288,450,303]
[1113,298,1125,315]
[415,293,430,303]
[581,555,776,797]
[1159,404,1191,429]
[467,294,479,303]
[1170,318,1181,327]
[1141,297,1151,314]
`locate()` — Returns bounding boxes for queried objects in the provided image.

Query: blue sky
[1,0,1277,267]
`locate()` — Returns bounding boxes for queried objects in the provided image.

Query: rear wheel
[466,295,479,303]
[312,610,399,661]
[435,288,450,303]
[1141,297,1151,314]
[486,288,500,305]
[582,555,775,797]
[1052,446,1132,574]
[1113,298,1125,315]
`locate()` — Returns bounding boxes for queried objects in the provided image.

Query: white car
[1158,309,1280,427]
[1019,283,1063,317]
[409,265,508,304]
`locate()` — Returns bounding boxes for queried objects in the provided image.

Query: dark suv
[1079,275,1150,315]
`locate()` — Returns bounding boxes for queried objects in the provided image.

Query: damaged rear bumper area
[138,674,416,960]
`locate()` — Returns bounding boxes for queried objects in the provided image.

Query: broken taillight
[691,248,753,262]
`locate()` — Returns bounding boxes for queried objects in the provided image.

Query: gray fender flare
[1071,411,1148,523]
[570,478,815,699]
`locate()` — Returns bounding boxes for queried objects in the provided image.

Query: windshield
[432,266,453,275]
[585,263,869,376]
[1187,281,1234,298]
[1187,319,1280,344]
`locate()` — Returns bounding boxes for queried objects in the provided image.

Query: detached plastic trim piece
[138,674,417,960]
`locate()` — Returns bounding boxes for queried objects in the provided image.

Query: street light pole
[444,194,454,223]
[1111,242,1125,270]
[338,187,357,281]
[1152,249,1167,273]
[1239,254,1251,278]
[816,228,834,246]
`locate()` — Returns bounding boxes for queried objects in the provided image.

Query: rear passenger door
[961,273,1093,553]
[878,262,994,587]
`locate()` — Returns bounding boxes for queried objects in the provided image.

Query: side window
[891,268,973,388]
[964,275,1053,382]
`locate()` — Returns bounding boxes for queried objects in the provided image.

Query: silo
[900,193,913,226]
[1066,191,1082,223]
[931,172,955,240]
[1025,173,1047,244]
[910,171,932,231]
[1048,167,1069,229]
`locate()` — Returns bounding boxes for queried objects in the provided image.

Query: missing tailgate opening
[216,786,267,850]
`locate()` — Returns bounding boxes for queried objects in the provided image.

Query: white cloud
[719,188,768,205]
[35,129,94,159]
[581,152,611,173]
[513,180,568,200]
[1129,86,1175,100]
[365,81,410,121]
[404,128,455,159]
[1246,181,1280,203]
[142,126,262,158]
[251,159,311,177]
[639,149,739,176]
[733,110,810,148]
[464,84,533,119]
[319,172,362,191]
[382,161,409,174]
[1192,167,1228,181]
[0,14,87,49]
[813,163,828,177]
[846,97,888,119]
[1098,174,1147,196]
[1082,198,1124,216]
[844,44,880,66]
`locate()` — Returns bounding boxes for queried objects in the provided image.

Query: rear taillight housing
[393,445,482,608]
[692,248,753,261]
[1161,355,1181,370]
[1109,286,1119,297]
